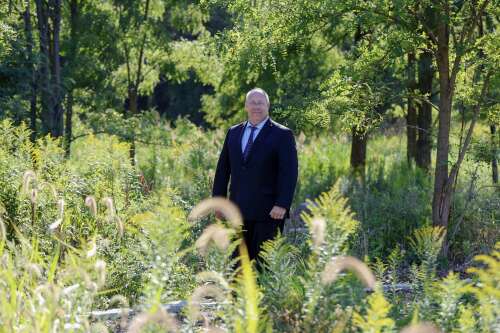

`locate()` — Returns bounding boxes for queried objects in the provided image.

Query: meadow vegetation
[0,117,497,332]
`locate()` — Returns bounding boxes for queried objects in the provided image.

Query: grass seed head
[400,323,442,333]
[27,263,42,278]
[49,218,62,231]
[101,197,115,217]
[86,241,97,258]
[188,284,226,322]
[95,259,106,287]
[195,224,234,255]
[110,295,130,330]
[310,217,326,250]
[85,196,98,216]
[321,256,377,289]
[22,170,36,195]
[127,308,178,333]
[189,197,242,228]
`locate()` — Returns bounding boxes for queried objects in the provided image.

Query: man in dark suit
[212,88,298,263]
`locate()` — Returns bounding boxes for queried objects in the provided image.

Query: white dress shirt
[241,116,269,153]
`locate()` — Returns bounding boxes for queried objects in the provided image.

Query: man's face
[245,92,269,125]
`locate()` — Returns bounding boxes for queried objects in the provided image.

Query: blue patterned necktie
[243,125,257,162]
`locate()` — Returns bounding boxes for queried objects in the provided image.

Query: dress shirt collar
[245,116,269,130]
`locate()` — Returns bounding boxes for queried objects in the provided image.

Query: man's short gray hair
[246,88,270,106]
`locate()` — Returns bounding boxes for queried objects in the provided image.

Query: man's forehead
[246,91,266,100]
[245,88,270,104]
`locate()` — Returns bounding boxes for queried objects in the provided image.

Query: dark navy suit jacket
[212,118,298,221]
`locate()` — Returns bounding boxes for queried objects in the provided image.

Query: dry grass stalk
[57,198,64,217]
[188,197,242,228]
[195,224,234,255]
[85,196,97,216]
[86,241,97,258]
[27,263,42,278]
[95,259,106,287]
[400,323,442,333]
[114,216,124,237]
[49,199,65,230]
[22,170,36,195]
[310,217,326,250]
[127,308,178,333]
[0,216,5,241]
[21,171,42,206]
[30,188,38,204]
[100,197,124,237]
[321,256,377,289]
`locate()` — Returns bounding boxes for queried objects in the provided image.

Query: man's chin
[250,114,265,122]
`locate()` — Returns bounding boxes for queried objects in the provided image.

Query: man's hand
[269,205,286,220]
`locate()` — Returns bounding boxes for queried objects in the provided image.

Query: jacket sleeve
[275,129,298,210]
[212,129,231,197]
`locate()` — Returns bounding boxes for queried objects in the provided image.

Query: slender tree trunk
[64,0,79,157]
[65,93,73,156]
[491,124,498,184]
[430,2,492,229]
[350,127,367,177]
[432,13,453,228]
[407,52,417,164]
[416,50,433,171]
[478,14,498,185]
[35,0,53,136]
[349,25,368,177]
[128,87,138,166]
[49,0,63,137]
[127,0,151,167]
[24,0,37,142]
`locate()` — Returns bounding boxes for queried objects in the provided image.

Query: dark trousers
[231,217,285,271]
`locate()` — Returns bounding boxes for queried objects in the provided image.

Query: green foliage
[466,242,500,332]
[353,289,396,333]
[132,191,196,306]
[301,179,359,261]
[408,225,446,276]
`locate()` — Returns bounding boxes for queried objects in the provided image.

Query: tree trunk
[64,0,79,157]
[432,15,453,228]
[491,124,498,184]
[65,92,73,157]
[34,0,53,136]
[350,127,367,177]
[406,52,417,164]
[416,50,433,171]
[128,87,138,166]
[49,0,63,137]
[24,0,37,143]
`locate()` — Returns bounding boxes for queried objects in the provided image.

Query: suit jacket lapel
[235,122,246,161]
